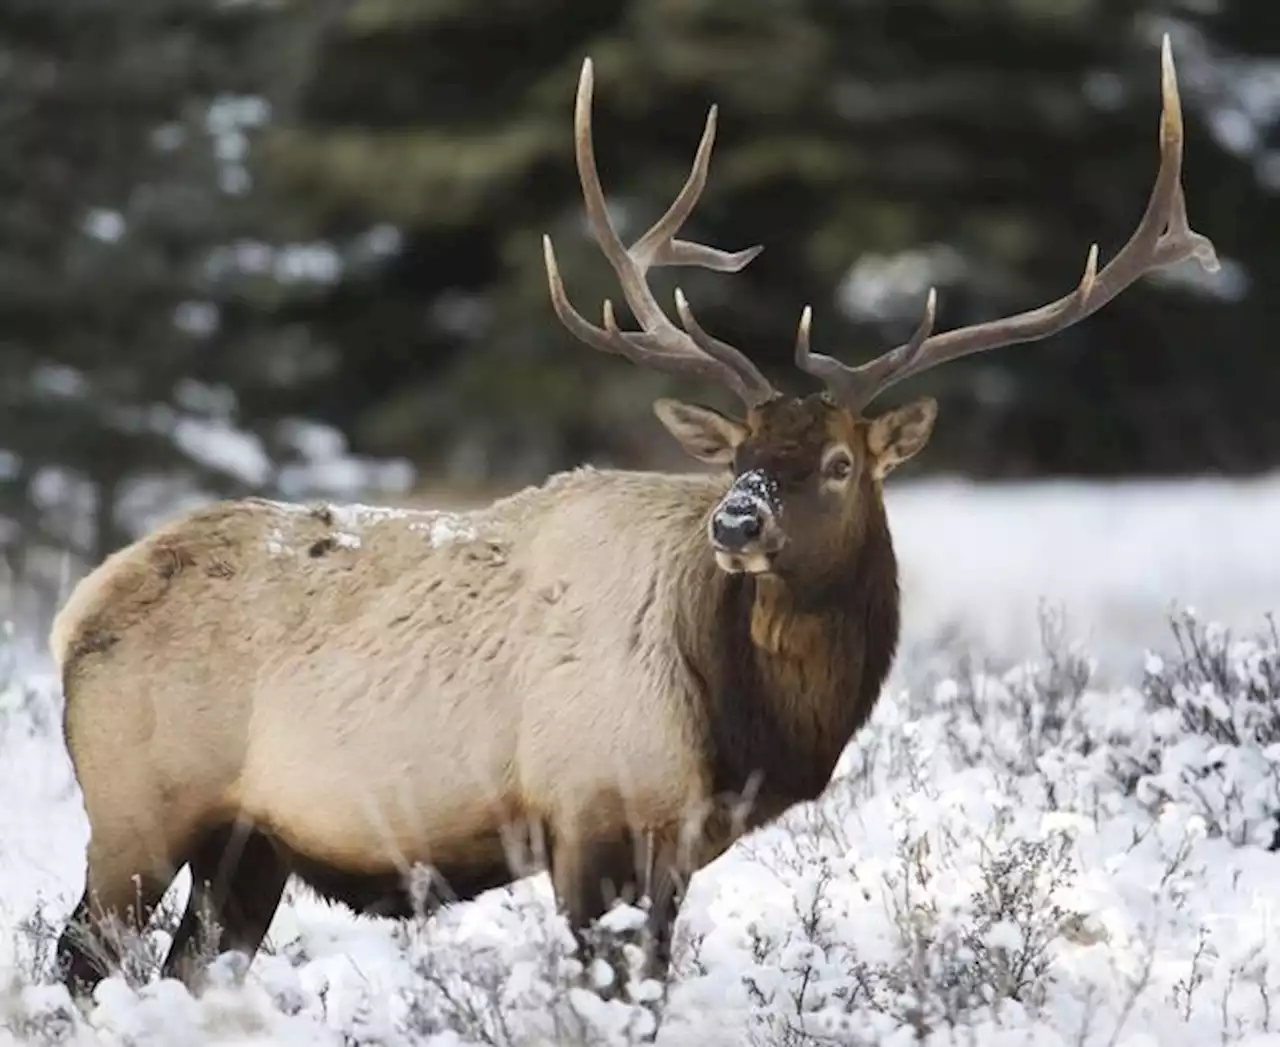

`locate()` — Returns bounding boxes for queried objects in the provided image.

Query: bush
[1125,612,1280,850]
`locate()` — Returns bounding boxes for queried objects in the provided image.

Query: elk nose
[711,503,763,550]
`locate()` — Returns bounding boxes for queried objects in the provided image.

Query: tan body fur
[58,472,700,874]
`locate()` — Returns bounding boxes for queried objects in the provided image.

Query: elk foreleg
[550,827,642,998]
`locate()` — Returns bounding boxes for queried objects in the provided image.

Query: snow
[409,513,478,547]
[3,472,1280,1045]
[257,501,478,558]
[173,301,221,339]
[202,241,344,286]
[81,210,125,245]
[265,528,290,558]
[324,503,412,529]
[884,473,1280,681]
[326,505,478,548]
[269,421,417,503]
[171,417,273,486]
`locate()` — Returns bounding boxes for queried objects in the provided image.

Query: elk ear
[867,396,938,479]
[653,398,748,465]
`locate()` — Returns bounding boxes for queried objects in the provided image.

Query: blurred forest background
[0,0,1276,616]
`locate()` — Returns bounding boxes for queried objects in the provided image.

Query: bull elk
[53,38,1216,995]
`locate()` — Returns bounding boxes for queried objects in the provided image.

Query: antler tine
[800,34,1220,414]
[794,291,939,396]
[542,57,778,407]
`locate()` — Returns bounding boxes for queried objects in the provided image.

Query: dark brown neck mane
[675,487,901,823]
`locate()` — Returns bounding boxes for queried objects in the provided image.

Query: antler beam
[797,34,1220,413]
[543,58,778,407]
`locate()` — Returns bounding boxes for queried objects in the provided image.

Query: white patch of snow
[272,243,342,285]
[407,512,477,548]
[170,417,271,486]
[29,364,89,401]
[325,503,411,530]
[837,244,965,323]
[430,515,475,546]
[275,456,416,502]
[206,94,271,134]
[1149,251,1249,301]
[353,223,403,263]
[264,527,291,557]
[275,418,346,463]
[172,379,237,420]
[82,209,125,244]
[256,501,475,557]
[885,472,1280,682]
[172,300,220,338]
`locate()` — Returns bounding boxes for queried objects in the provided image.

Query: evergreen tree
[266,0,1272,483]
[0,0,403,617]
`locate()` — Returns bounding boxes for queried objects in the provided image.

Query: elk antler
[543,58,779,408]
[795,34,1220,414]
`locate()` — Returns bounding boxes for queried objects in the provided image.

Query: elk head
[543,40,1218,585]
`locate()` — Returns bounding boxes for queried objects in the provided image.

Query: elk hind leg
[162,822,290,988]
[56,833,177,996]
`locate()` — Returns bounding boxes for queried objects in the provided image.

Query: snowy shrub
[5,603,1280,1045]
[0,979,83,1046]
[1123,611,1280,850]
[915,604,1101,772]
[734,801,1081,1044]
[727,605,1280,1045]
[910,604,1280,852]
[391,889,663,1046]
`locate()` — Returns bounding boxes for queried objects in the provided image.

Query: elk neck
[674,481,901,820]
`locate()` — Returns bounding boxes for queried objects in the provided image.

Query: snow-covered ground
[2,473,1279,1046]
[888,473,1280,682]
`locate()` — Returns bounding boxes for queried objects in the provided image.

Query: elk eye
[823,453,853,481]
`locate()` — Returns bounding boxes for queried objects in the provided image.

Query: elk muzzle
[709,469,785,575]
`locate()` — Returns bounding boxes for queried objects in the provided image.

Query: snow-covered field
[3,473,1280,1046]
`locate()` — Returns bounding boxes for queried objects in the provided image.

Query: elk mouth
[711,539,786,576]
[713,548,775,575]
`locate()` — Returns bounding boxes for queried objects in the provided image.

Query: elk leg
[56,842,171,996]
[640,857,687,985]
[632,822,705,988]
[162,823,290,988]
[550,829,642,997]
[55,889,143,997]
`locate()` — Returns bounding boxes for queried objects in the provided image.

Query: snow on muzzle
[709,469,783,572]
